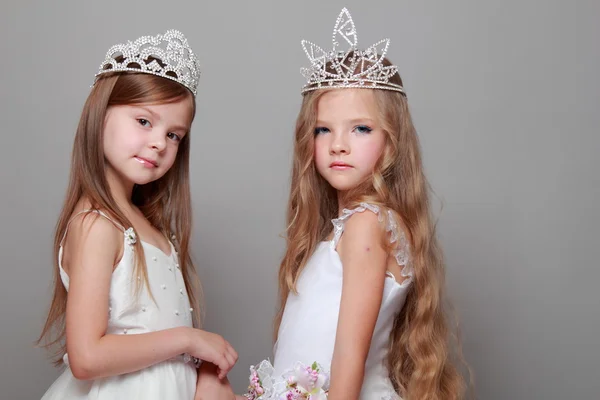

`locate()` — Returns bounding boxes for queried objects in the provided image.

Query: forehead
[316,89,378,120]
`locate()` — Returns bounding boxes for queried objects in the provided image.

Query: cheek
[159,144,181,169]
[314,136,328,166]
[107,130,144,155]
[165,147,179,165]
[357,137,386,169]
[103,128,122,158]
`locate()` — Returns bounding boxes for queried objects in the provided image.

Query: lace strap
[59,209,126,247]
[331,202,412,273]
[332,203,380,247]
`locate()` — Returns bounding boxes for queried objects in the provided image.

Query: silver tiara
[300,8,404,95]
[95,29,200,96]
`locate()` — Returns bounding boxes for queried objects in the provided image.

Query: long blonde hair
[275,57,467,398]
[37,72,202,364]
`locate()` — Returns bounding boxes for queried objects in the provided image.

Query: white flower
[281,362,329,399]
[245,360,330,400]
[124,227,137,245]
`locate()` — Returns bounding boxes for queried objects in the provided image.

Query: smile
[134,156,158,168]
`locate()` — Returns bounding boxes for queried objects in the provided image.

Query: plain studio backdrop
[1,0,598,399]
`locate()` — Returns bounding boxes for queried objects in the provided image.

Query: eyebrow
[349,118,375,125]
[316,117,376,125]
[136,106,160,121]
[169,124,189,134]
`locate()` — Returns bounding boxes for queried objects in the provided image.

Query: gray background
[1,0,598,399]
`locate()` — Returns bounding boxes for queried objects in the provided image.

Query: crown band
[301,79,405,94]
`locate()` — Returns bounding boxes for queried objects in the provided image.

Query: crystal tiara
[95,29,200,96]
[300,8,405,95]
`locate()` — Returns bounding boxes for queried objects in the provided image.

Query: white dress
[41,210,197,400]
[245,203,413,400]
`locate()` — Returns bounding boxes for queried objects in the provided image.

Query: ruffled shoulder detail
[331,202,412,281]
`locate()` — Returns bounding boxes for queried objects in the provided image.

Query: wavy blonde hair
[37,72,202,364]
[275,56,468,399]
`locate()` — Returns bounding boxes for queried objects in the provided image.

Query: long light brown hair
[275,56,468,399]
[37,72,202,364]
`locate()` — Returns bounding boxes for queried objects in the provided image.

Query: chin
[125,173,162,186]
[324,178,361,192]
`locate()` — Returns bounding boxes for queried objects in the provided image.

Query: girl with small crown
[37,29,238,400]
[198,8,468,400]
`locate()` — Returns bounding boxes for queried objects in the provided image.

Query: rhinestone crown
[300,8,404,95]
[95,29,200,96]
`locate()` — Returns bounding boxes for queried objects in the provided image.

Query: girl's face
[102,96,193,188]
[314,89,386,193]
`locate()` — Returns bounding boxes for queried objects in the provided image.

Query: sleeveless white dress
[41,210,198,400]
[245,203,413,400]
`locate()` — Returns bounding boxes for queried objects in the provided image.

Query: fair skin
[194,363,246,400]
[329,211,389,399]
[62,96,238,383]
[314,89,386,196]
[316,89,407,399]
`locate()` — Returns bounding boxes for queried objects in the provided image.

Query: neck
[337,191,348,217]
[105,166,135,211]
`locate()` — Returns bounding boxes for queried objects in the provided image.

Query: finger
[216,356,230,379]
[228,345,239,363]
[226,350,238,371]
[207,342,227,366]
[220,359,233,378]
[221,341,237,363]
[222,352,236,376]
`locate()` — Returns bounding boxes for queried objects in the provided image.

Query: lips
[329,161,353,170]
[134,156,158,168]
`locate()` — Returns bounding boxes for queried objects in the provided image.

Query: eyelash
[137,118,151,128]
[137,119,181,142]
[313,125,373,135]
[167,132,181,142]
[354,125,372,134]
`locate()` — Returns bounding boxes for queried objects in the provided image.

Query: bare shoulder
[338,209,387,266]
[67,211,122,246]
[341,209,386,247]
[62,211,123,272]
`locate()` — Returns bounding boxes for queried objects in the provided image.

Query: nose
[149,132,167,152]
[330,132,349,155]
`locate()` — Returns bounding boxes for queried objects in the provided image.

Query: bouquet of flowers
[244,360,330,400]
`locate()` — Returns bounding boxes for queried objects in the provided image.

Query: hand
[186,328,238,379]
[195,362,238,400]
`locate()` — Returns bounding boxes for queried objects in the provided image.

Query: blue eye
[314,127,330,135]
[167,132,181,142]
[137,118,151,127]
[354,125,373,134]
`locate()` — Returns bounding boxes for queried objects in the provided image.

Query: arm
[327,211,388,400]
[195,362,246,400]
[64,215,236,380]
